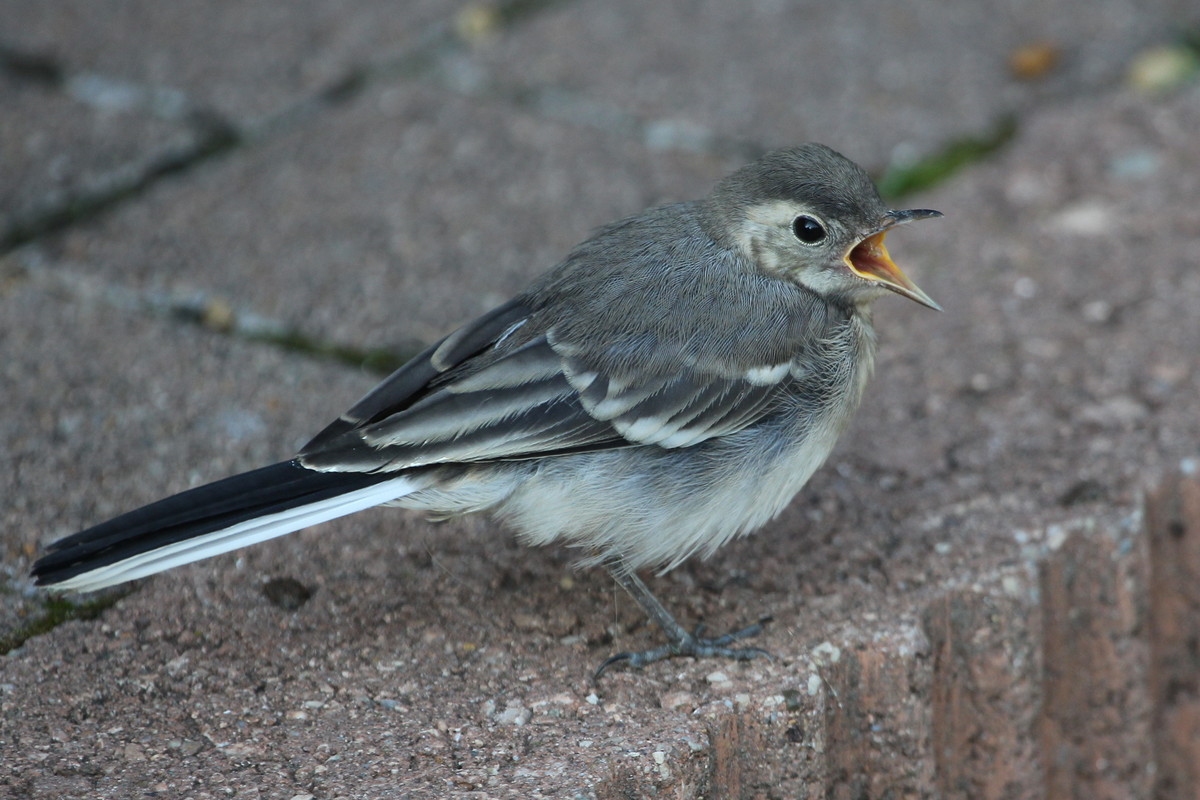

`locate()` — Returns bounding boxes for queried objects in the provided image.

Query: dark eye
[791,215,827,244]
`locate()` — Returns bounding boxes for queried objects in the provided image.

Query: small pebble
[660,691,698,711]
[1009,41,1061,80]
[1049,202,1113,236]
[810,641,841,664]
[495,705,530,726]
[1013,276,1038,299]
[1081,300,1113,324]
[1107,149,1161,181]
[455,3,501,42]
[1128,45,1200,93]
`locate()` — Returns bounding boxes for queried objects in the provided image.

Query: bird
[32,143,941,677]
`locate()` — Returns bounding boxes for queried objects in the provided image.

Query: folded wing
[300,301,795,473]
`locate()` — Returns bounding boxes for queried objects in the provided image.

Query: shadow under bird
[33,143,941,677]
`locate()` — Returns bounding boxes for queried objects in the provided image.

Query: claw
[593,651,633,681]
[593,616,774,681]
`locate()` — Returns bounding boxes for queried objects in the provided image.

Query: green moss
[0,590,132,655]
[244,327,411,375]
[878,117,1018,200]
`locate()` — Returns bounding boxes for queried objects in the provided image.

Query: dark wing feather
[301,298,532,451]
[300,309,802,473]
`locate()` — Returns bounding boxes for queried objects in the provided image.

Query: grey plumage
[33,143,941,674]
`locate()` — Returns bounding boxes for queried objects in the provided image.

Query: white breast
[490,313,879,572]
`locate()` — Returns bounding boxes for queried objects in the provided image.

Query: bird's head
[704,144,942,311]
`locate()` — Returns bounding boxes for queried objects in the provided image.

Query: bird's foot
[594,615,773,680]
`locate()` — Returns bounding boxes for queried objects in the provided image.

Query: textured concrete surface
[1,0,463,122]
[472,0,1199,162]
[0,67,201,233]
[25,83,728,350]
[2,1,1199,798]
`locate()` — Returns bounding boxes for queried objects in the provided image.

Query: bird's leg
[594,563,772,680]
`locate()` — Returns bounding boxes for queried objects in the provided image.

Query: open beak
[845,209,942,311]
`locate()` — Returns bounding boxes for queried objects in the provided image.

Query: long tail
[32,461,415,592]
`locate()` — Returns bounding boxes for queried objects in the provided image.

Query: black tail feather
[33,460,392,587]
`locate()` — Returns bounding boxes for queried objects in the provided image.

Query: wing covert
[300,307,802,473]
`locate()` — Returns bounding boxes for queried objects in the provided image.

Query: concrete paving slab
[4,82,1199,796]
[0,71,203,238]
[0,264,358,638]
[2,0,1200,785]
[863,83,1200,494]
[0,272,696,797]
[1,0,464,123]
[0,272,744,798]
[29,80,734,352]
[469,0,1200,165]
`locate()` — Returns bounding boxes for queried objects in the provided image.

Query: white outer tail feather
[51,476,417,592]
